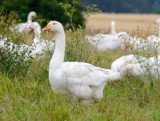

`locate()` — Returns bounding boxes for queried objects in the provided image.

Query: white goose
[12,11,38,34]
[86,32,130,52]
[1,22,54,61]
[120,55,160,82]
[111,54,146,72]
[145,19,160,53]
[30,22,54,59]
[110,20,116,35]
[42,21,121,104]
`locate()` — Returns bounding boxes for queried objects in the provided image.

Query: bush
[0,40,32,78]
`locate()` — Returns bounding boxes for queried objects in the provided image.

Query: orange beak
[42,23,51,31]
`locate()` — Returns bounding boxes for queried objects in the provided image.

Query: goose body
[86,32,130,52]
[2,21,54,61]
[120,56,160,81]
[12,11,38,34]
[42,21,121,104]
[111,54,146,72]
[111,54,138,72]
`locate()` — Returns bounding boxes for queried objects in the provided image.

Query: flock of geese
[1,11,160,104]
[1,11,54,60]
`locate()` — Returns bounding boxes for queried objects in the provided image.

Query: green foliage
[65,28,92,62]
[0,11,19,36]
[0,0,85,28]
[0,41,32,78]
[1,73,160,120]
[85,4,102,15]
[58,0,82,29]
[65,28,113,68]
[0,12,32,78]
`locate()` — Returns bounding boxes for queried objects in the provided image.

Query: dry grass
[85,13,160,37]
[23,13,160,43]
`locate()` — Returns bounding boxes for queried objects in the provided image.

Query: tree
[0,0,85,28]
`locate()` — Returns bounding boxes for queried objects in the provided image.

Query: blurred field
[85,13,160,37]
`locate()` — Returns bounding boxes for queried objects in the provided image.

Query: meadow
[86,13,160,37]
[0,13,160,121]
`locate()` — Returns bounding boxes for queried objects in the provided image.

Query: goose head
[42,21,64,33]
[117,32,130,50]
[29,11,37,18]
[117,32,129,40]
[27,11,37,23]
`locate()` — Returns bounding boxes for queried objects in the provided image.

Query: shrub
[0,12,32,78]
[0,40,32,78]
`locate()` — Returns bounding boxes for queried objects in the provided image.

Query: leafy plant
[85,4,102,16]
[0,0,84,29]
[0,40,32,78]
[58,0,84,29]
[0,12,32,78]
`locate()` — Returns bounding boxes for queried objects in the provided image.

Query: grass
[1,13,160,120]
[1,74,160,120]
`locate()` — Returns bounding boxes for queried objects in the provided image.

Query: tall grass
[0,13,160,120]
[0,12,33,78]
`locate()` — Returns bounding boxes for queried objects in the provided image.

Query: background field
[85,13,160,37]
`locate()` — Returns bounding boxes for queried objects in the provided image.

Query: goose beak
[42,23,51,31]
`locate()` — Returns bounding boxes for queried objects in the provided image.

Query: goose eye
[53,23,56,25]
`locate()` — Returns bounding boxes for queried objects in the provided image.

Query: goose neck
[33,28,41,43]
[27,14,32,23]
[111,23,116,35]
[158,23,160,37]
[50,31,65,68]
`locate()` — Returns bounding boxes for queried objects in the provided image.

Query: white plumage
[127,19,160,53]
[86,32,130,52]
[42,21,121,104]
[111,54,146,72]
[11,11,38,35]
[1,21,54,61]
[110,20,116,35]
[30,22,54,59]
[120,55,160,82]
